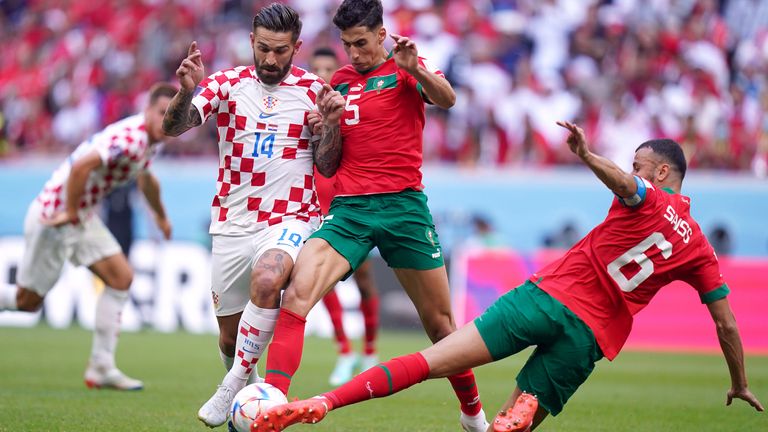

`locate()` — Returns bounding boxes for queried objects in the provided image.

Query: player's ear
[377,26,386,44]
[249,32,255,46]
[657,163,670,182]
[294,39,303,54]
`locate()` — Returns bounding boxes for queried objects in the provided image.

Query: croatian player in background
[261,1,489,431]
[0,82,177,391]
[309,47,381,387]
[252,121,764,432]
[161,3,338,428]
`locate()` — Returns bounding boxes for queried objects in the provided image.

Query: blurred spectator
[543,220,580,249]
[708,224,733,256]
[0,0,766,175]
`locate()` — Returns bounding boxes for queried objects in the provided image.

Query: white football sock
[222,302,278,388]
[0,284,18,311]
[90,287,129,370]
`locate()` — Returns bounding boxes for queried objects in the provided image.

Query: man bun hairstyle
[148,82,178,105]
[636,138,687,180]
[253,3,302,42]
[333,0,383,31]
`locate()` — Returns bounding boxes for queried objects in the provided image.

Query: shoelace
[212,386,235,411]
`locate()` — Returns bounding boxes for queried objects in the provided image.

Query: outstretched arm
[137,171,172,240]
[314,84,344,177]
[163,41,205,137]
[557,121,638,199]
[390,33,455,109]
[706,298,764,412]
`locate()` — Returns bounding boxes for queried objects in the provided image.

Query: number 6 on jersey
[607,232,673,292]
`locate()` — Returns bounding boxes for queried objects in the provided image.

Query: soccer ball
[228,382,288,432]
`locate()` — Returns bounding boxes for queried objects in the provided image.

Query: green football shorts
[310,189,444,280]
[474,281,604,416]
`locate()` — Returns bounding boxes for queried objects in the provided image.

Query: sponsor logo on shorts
[432,250,441,259]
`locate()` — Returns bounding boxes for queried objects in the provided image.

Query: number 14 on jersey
[252,132,275,158]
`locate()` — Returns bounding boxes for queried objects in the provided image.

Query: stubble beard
[255,54,294,85]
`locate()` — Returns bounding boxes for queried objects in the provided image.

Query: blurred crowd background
[1,0,767,175]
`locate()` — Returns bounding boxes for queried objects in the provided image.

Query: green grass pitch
[0,326,765,431]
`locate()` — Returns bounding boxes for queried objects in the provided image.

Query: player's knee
[113,272,133,291]
[424,313,455,342]
[278,284,314,317]
[16,289,44,312]
[250,271,283,307]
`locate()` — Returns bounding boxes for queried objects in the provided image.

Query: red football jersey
[314,167,335,215]
[531,178,728,360]
[329,53,444,196]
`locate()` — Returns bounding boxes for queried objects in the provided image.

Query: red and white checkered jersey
[36,113,159,221]
[192,65,322,235]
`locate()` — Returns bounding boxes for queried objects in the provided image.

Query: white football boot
[84,364,143,391]
[328,352,358,386]
[359,353,379,372]
[198,385,237,427]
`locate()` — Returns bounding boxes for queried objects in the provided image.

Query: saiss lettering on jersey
[664,205,692,243]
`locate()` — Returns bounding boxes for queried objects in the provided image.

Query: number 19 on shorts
[277,229,302,248]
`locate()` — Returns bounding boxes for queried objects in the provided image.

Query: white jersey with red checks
[192,65,322,235]
[36,114,158,221]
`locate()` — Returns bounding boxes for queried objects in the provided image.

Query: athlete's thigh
[69,215,122,268]
[88,253,132,290]
[16,202,68,295]
[393,266,455,341]
[376,190,444,270]
[250,221,315,280]
[310,198,375,279]
[281,237,351,316]
[249,220,316,306]
[421,322,493,379]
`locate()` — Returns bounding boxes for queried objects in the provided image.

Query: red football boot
[493,393,538,432]
[251,397,330,431]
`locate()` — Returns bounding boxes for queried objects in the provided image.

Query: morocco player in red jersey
[259,1,489,431]
[252,122,763,432]
[309,47,382,387]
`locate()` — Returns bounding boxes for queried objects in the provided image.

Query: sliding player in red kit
[252,121,763,431]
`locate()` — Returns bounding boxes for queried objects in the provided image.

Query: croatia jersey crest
[263,95,279,112]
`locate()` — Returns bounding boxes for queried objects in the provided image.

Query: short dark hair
[333,0,383,31]
[253,3,302,42]
[636,139,687,180]
[148,82,177,105]
[312,47,338,60]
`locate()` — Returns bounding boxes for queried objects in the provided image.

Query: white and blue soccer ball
[228,382,288,432]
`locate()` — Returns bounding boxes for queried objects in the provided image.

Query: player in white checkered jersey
[162,4,343,428]
[0,82,177,390]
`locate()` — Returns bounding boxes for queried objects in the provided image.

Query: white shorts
[211,219,317,316]
[16,201,122,296]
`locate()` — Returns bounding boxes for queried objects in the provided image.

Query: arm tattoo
[314,124,342,177]
[162,88,202,137]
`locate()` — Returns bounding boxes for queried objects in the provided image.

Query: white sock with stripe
[222,302,277,389]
